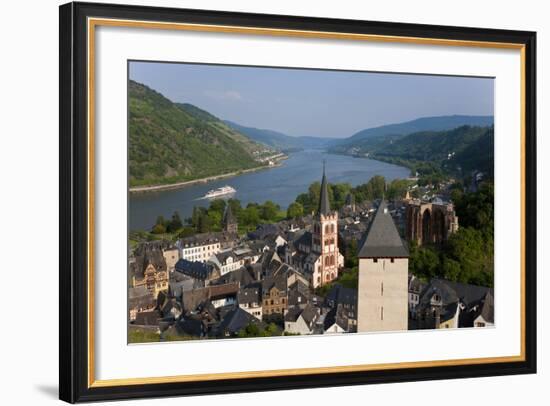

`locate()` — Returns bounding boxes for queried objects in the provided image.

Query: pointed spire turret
[318,161,331,216]
[223,203,238,233]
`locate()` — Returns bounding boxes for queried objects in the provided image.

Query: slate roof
[294,231,312,249]
[325,284,357,309]
[175,259,217,280]
[288,281,311,306]
[129,286,155,310]
[210,266,254,287]
[479,291,494,323]
[358,200,409,258]
[133,246,167,278]
[323,305,348,331]
[181,288,211,313]
[177,231,237,248]
[215,250,236,264]
[175,316,205,337]
[460,290,495,326]
[238,285,261,305]
[216,307,260,335]
[247,223,281,240]
[262,274,287,295]
[168,278,197,298]
[420,278,493,308]
[301,304,319,327]
[284,304,318,329]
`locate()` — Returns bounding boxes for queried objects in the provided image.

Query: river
[129,150,409,231]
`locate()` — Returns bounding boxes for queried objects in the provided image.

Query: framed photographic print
[59,1,537,403]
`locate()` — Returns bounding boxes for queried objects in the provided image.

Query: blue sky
[129,61,494,139]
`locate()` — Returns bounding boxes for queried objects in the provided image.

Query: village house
[262,275,288,316]
[284,304,319,335]
[128,285,155,321]
[162,246,180,272]
[325,284,358,331]
[415,278,494,329]
[174,258,220,285]
[133,261,169,299]
[176,232,237,263]
[238,285,263,320]
[323,305,350,334]
[408,274,426,318]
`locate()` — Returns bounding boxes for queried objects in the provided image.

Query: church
[284,165,344,289]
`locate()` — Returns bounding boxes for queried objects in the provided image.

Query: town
[128,167,494,342]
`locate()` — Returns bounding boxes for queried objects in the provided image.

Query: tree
[197,211,212,233]
[295,181,321,214]
[442,258,461,281]
[331,183,352,209]
[260,200,280,222]
[386,179,410,200]
[241,206,260,227]
[207,210,222,231]
[151,223,166,234]
[191,207,202,230]
[352,175,386,202]
[208,199,226,215]
[155,215,167,226]
[409,242,440,280]
[176,226,195,239]
[344,239,358,268]
[167,211,183,233]
[287,202,304,219]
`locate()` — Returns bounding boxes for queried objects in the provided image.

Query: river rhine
[129,150,409,231]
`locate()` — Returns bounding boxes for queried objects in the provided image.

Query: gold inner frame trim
[87,17,527,388]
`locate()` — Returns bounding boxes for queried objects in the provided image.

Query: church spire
[318,161,331,216]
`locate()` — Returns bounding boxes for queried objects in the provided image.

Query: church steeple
[223,203,238,233]
[311,161,341,288]
[318,161,331,216]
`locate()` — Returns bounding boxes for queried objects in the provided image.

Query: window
[373,258,378,263]
[381,282,384,296]
[390,258,395,263]
[381,306,384,320]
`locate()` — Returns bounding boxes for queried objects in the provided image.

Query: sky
[129,61,494,139]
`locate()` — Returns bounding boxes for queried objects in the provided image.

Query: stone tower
[357,200,409,332]
[222,204,238,234]
[311,163,340,287]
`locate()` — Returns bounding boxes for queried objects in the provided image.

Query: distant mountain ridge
[224,121,337,152]
[331,115,494,153]
[129,80,272,188]
[356,125,494,177]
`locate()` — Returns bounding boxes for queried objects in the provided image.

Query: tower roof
[223,203,236,225]
[358,200,409,258]
[318,162,331,216]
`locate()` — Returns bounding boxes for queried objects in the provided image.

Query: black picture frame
[59,1,537,403]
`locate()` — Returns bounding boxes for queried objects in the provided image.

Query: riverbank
[130,155,287,194]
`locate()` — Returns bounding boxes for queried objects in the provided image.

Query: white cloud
[204,90,243,101]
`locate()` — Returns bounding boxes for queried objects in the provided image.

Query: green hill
[355,125,494,177]
[330,115,493,154]
[129,81,273,187]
